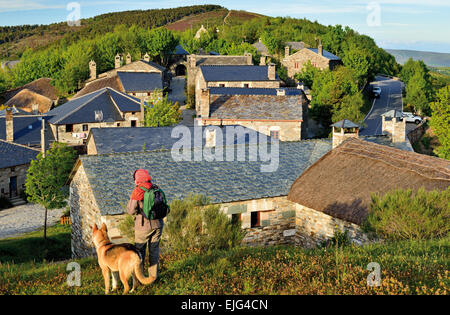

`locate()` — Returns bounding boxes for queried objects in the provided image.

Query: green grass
[0,225,448,295]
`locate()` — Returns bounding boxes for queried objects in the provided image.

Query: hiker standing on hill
[127,169,167,279]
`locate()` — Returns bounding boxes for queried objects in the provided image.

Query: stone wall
[282,49,339,79]
[294,203,369,248]
[0,164,29,198]
[70,164,102,258]
[52,118,143,145]
[199,118,302,141]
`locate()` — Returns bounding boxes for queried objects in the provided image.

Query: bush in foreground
[363,187,450,240]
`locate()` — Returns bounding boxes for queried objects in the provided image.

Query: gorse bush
[363,187,450,240]
[165,194,244,252]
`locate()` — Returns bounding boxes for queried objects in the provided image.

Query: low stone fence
[407,120,427,145]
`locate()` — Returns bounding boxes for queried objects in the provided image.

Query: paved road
[360,76,404,136]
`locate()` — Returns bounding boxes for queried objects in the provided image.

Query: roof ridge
[105,87,142,105]
[51,88,107,124]
[0,139,40,152]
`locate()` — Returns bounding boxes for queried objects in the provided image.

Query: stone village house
[45,87,145,145]
[195,87,308,141]
[282,44,342,81]
[195,64,281,110]
[76,53,168,102]
[186,53,253,97]
[66,114,447,258]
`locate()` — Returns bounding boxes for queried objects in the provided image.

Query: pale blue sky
[0,0,449,53]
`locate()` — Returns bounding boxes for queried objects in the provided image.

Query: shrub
[165,194,244,252]
[363,187,450,240]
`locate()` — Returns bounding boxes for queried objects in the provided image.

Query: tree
[405,71,432,115]
[430,86,450,160]
[25,143,77,239]
[144,28,178,66]
[143,90,182,127]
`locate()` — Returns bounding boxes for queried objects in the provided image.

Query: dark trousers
[135,226,163,278]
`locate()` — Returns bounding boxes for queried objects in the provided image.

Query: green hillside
[0,4,223,60]
[386,49,450,67]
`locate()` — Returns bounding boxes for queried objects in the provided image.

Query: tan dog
[92,223,156,294]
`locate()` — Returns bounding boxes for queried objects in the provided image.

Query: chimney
[32,103,39,115]
[189,55,196,69]
[244,52,252,65]
[381,110,406,143]
[259,55,266,66]
[331,120,359,149]
[41,118,47,157]
[199,88,210,118]
[318,44,323,56]
[285,45,290,58]
[276,88,286,96]
[89,60,97,81]
[115,54,121,69]
[205,127,216,148]
[140,98,145,125]
[268,63,276,81]
[126,53,132,65]
[5,107,13,142]
[144,53,150,62]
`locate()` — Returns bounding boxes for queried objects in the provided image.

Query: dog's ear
[101,223,107,232]
[93,223,98,232]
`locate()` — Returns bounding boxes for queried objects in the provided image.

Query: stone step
[9,197,26,206]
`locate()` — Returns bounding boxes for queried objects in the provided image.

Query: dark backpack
[139,185,169,220]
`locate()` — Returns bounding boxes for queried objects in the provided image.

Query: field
[0,224,448,295]
[165,9,264,32]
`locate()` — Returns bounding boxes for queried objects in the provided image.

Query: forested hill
[386,49,450,68]
[0,4,223,59]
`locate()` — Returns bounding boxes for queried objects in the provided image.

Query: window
[219,84,225,88]
[231,213,241,225]
[243,83,249,88]
[294,62,299,69]
[251,212,260,228]
[131,120,137,127]
[65,124,73,133]
[82,124,88,132]
[117,123,121,127]
[270,130,280,140]
[147,92,151,96]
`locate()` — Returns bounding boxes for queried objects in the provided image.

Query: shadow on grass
[0,224,72,264]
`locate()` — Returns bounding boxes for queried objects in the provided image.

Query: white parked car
[372,86,381,98]
[402,112,423,124]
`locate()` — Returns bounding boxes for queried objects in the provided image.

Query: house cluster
[1,38,448,259]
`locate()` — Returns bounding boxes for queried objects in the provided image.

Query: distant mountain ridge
[386,49,450,67]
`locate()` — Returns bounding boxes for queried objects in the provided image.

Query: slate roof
[0,107,32,117]
[209,93,305,121]
[194,55,251,67]
[0,115,54,146]
[200,65,279,82]
[210,87,304,96]
[89,125,272,155]
[73,76,123,99]
[307,48,341,60]
[117,71,163,93]
[75,139,332,215]
[171,44,189,55]
[382,109,403,118]
[0,140,39,169]
[331,119,360,129]
[287,41,306,51]
[252,40,269,55]
[47,88,141,125]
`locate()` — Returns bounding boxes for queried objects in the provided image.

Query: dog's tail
[134,262,156,285]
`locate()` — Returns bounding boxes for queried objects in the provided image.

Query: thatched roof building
[288,137,450,225]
